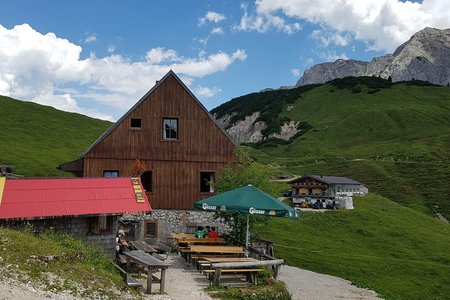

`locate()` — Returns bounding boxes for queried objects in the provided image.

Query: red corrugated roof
[0,177,151,220]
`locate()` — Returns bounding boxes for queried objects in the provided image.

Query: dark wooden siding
[84,158,225,209]
[82,73,236,209]
[84,75,235,162]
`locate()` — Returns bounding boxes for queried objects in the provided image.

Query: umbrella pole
[245,214,250,257]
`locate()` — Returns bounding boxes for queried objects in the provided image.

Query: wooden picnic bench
[122,250,169,294]
[129,240,157,254]
[209,259,284,287]
[114,263,143,288]
[187,245,245,264]
[198,257,259,273]
[177,237,225,246]
[171,233,195,239]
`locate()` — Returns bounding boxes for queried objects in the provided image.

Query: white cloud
[291,69,301,77]
[233,3,301,34]
[311,30,350,47]
[199,11,226,26]
[243,0,450,51]
[194,86,222,97]
[0,23,247,120]
[107,45,115,53]
[211,27,224,35]
[291,68,301,77]
[84,34,97,43]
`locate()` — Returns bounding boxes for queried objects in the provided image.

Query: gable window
[144,221,158,237]
[200,171,215,193]
[103,170,119,177]
[163,118,178,140]
[141,170,152,192]
[130,118,142,129]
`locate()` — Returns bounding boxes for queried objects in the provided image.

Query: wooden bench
[210,259,284,287]
[151,253,166,261]
[204,268,264,285]
[130,241,157,254]
[158,243,172,260]
[114,263,143,288]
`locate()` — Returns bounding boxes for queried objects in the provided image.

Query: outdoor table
[122,250,169,294]
[129,240,158,254]
[188,245,245,263]
[177,237,225,247]
[198,257,259,273]
[204,257,258,263]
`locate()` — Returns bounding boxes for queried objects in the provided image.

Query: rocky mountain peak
[296,27,450,86]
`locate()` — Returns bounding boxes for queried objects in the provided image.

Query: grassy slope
[255,194,450,300]
[0,96,111,177]
[245,83,450,218]
[0,227,129,298]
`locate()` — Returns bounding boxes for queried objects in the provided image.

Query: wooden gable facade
[76,71,237,209]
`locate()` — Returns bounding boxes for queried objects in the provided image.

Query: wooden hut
[60,71,237,210]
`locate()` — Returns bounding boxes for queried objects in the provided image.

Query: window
[163,118,178,140]
[87,216,113,235]
[98,216,108,230]
[103,170,119,177]
[141,170,152,192]
[130,118,142,129]
[145,221,158,237]
[200,172,215,193]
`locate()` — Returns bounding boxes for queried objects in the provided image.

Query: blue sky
[0,0,447,121]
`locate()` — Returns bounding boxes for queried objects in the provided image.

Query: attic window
[130,118,142,129]
[163,118,178,140]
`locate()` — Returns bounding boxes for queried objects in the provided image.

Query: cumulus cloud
[233,3,301,34]
[243,0,450,51]
[199,11,226,26]
[107,45,115,53]
[194,86,222,97]
[311,30,351,47]
[0,23,247,120]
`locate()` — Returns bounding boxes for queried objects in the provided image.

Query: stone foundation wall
[120,210,231,245]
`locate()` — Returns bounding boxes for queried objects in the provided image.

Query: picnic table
[204,257,258,263]
[122,250,169,294]
[129,240,157,254]
[177,237,225,246]
[184,245,246,263]
[197,256,258,272]
[190,245,245,254]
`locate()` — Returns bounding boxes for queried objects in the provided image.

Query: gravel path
[0,255,382,299]
[279,264,382,300]
[144,255,212,300]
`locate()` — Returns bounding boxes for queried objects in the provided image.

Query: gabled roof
[82,70,236,157]
[0,177,151,220]
[288,175,362,185]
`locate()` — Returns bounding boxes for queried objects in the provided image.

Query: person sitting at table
[205,225,211,236]
[207,226,219,238]
[194,226,206,238]
[116,229,129,254]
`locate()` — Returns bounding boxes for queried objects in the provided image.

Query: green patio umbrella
[194,184,299,247]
